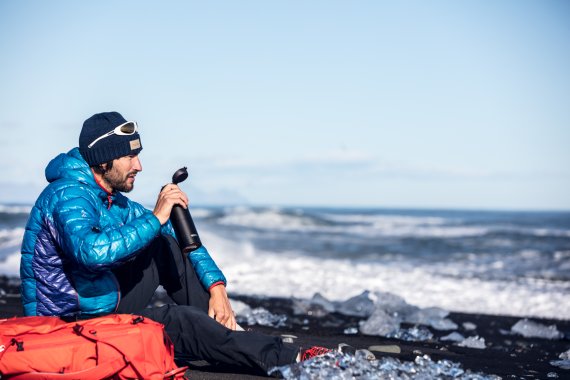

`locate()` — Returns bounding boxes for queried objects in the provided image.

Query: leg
[113,234,209,313]
[157,235,210,310]
[116,236,300,372]
[139,304,298,372]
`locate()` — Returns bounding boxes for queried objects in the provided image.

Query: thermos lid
[172,167,188,184]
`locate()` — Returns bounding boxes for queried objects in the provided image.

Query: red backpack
[0,314,187,379]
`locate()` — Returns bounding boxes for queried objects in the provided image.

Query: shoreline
[1,275,569,379]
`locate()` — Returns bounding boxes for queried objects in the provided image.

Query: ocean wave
[0,204,32,214]
[201,229,570,319]
[0,228,24,276]
[217,207,328,231]
[210,207,570,241]
[214,207,491,238]
[347,223,490,238]
[0,228,25,252]
[0,205,568,319]
[321,213,447,226]
[0,253,20,276]
[423,249,570,283]
[530,227,570,238]
[188,207,214,219]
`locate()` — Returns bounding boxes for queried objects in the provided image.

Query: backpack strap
[71,322,145,379]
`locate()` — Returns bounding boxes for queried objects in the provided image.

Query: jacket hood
[45,147,98,189]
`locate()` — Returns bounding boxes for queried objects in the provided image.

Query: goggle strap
[87,131,115,149]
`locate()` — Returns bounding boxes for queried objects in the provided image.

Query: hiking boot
[299,346,332,361]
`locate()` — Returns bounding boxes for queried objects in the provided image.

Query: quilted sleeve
[187,245,227,290]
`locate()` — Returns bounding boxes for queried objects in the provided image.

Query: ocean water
[1,204,569,319]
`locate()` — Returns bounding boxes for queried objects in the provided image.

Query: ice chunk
[237,307,288,328]
[498,328,512,335]
[457,335,486,349]
[427,317,458,331]
[372,290,419,316]
[230,299,251,316]
[358,292,459,341]
[269,350,501,379]
[405,306,447,322]
[405,306,458,330]
[292,293,335,317]
[310,292,336,312]
[343,327,358,335]
[369,291,458,333]
[359,308,401,336]
[463,322,477,331]
[388,326,434,342]
[334,290,375,317]
[415,355,465,377]
[550,360,570,370]
[511,318,563,340]
[550,349,570,370]
[441,332,466,342]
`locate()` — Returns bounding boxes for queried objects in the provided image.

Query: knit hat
[79,112,143,166]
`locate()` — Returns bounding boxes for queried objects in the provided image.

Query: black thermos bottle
[169,167,202,253]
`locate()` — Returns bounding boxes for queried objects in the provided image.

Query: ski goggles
[88,121,138,148]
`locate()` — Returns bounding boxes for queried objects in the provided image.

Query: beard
[103,166,137,193]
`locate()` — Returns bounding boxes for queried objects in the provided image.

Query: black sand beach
[1,275,568,379]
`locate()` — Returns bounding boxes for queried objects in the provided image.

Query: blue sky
[1,1,569,210]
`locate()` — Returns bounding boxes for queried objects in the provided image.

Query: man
[20,111,328,373]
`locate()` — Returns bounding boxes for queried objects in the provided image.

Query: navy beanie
[79,111,143,166]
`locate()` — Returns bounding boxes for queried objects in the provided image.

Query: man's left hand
[208,284,237,330]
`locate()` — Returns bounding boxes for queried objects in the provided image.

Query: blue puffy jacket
[20,148,226,317]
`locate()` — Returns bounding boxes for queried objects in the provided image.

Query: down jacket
[20,148,226,317]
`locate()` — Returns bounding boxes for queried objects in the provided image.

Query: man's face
[103,155,142,193]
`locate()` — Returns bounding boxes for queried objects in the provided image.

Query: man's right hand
[153,184,189,225]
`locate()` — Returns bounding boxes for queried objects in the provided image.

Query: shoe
[299,346,332,361]
[338,343,356,355]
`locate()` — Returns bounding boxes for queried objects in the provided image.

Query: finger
[220,313,232,329]
[162,183,177,193]
[228,315,237,331]
[163,192,188,208]
[169,189,189,206]
[217,311,229,325]
[177,196,189,208]
[165,189,189,206]
[179,193,189,207]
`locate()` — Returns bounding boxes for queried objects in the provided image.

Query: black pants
[112,235,297,372]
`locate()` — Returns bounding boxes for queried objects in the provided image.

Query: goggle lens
[118,122,137,135]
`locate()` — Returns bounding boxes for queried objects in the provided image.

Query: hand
[153,184,189,225]
[208,284,237,330]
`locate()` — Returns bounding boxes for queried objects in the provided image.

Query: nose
[132,156,142,172]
